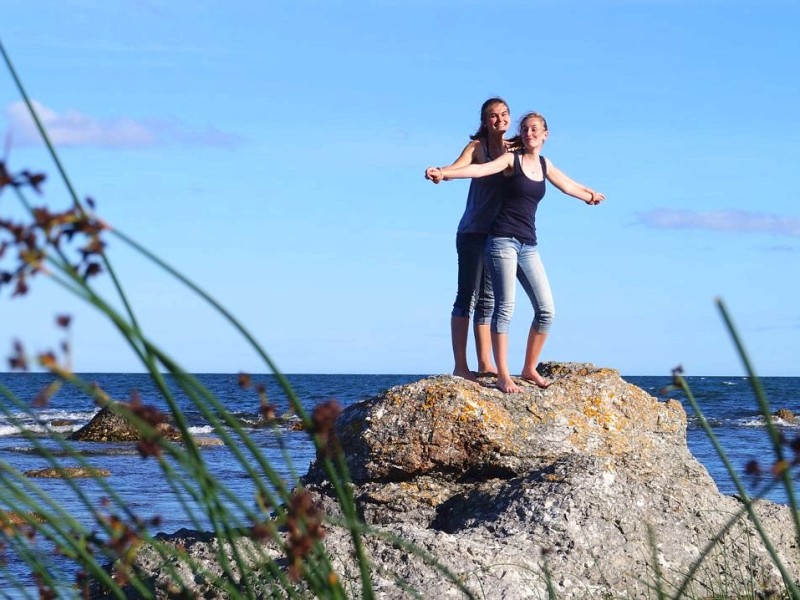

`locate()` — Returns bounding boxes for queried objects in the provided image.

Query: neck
[485,131,506,153]
[523,146,541,158]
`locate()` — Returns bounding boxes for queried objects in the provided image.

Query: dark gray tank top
[456,140,505,234]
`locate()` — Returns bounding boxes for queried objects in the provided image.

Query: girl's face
[521,117,548,150]
[483,103,510,135]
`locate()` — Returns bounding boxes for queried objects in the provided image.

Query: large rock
[302,362,799,598]
[108,363,800,599]
[70,404,182,443]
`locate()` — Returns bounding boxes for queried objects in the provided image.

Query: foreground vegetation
[1,39,798,599]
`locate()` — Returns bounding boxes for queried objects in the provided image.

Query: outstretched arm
[544,158,605,205]
[426,152,513,183]
[424,140,481,184]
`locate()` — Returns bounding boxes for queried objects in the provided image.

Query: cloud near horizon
[637,208,800,238]
[4,100,241,149]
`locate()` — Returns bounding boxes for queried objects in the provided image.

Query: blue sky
[1,1,799,376]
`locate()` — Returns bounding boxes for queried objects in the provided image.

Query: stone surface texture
[109,363,800,599]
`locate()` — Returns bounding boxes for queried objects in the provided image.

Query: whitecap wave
[735,416,800,428]
[187,426,214,435]
[0,425,22,437]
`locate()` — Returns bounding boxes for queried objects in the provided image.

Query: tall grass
[665,299,800,600]
[0,38,390,599]
[2,38,799,599]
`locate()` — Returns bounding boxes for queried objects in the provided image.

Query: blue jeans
[486,236,554,334]
[451,233,493,325]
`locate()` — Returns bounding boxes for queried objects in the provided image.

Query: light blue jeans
[486,236,555,334]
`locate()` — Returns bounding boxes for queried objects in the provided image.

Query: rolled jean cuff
[473,314,491,326]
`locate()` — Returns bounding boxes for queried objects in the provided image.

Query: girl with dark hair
[427,112,604,393]
[426,97,515,381]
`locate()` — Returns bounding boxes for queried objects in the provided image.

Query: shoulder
[468,138,487,164]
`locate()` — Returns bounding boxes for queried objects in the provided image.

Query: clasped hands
[424,166,444,184]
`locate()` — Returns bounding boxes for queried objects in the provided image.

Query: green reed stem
[0,39,152,366]
[107,228,309,422]
[673,373,799,599]
[1,36,376,597]
[716,298,800,529]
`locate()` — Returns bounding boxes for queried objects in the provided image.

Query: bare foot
[453,367,479,383]
[476,365,498,377]
[520,369,550,389]
[496,376,521,393]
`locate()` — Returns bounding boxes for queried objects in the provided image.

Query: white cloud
[4,100,241,149]
[636,208,800,238]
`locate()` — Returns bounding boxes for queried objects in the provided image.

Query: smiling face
[519,114,548,151]
[483,102,510,136]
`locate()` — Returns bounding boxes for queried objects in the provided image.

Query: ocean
[0,372,798,593]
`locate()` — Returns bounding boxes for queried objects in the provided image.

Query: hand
[426,166,444,184]
[586,191,605,205]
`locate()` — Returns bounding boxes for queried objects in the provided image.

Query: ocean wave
[734,416,799,428]
[0,425,23,437]
[187,425,214,435]
[0,409,98,427]
[0,418,90,437]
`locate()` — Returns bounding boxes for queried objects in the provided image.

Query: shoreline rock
[103,363,800,598]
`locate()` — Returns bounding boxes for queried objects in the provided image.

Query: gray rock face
[113,363,800,599]
[304,363,799,598]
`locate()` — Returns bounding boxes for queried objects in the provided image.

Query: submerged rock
[106,363,800,599]
[775,407,796,423]
[23,466,111,478]
[0,510,46,526]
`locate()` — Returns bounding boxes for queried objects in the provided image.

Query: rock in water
[775,407,796,423]
[70,404,182,443]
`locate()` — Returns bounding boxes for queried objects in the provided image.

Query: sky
[1,0,799,377]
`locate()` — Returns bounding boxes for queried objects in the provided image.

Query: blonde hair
[518,112,548,135]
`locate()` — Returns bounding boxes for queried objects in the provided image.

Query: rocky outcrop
[69,403,222,447]
[110,363,800,599]
[70,404,183,443]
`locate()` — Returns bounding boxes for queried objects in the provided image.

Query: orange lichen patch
[387,382,459,412]
[457,397,514,428]
[579,396,624,430]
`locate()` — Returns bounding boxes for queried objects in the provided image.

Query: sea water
[0,372,798,593]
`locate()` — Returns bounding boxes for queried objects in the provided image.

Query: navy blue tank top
[456,139,505,234]
[490,153,547,245]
